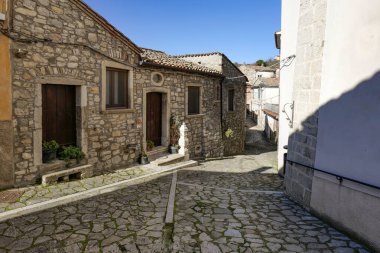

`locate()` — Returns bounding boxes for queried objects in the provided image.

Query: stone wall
[9,0,138,185]
[221,57,246,156]
[2,0,234,188]
[135,67,224,159]
[285,0,327,208]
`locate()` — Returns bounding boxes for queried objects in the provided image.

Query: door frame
[143,87,170,151]
[34,77,88,166]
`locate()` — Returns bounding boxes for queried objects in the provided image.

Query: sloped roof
[236,64,277,72]
[68,0,142,54]
[174,52,248,81]
[140,48,223,77]
[174,52,223,58]
[253,77,279,88]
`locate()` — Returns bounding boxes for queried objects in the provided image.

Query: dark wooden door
[146,92,162,146]
[42,84,76,146]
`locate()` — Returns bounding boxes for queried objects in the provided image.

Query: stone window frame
[101,60,134,113]
[151,72,164,86]
[185,84,204,118]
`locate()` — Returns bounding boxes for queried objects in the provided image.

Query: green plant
[42,140,59,152]
[255,59,266,66]
[225,128,234,138]
[170,114,181,127]
[141,151,148,158]
[59,146,85,162]
[146,140,155,151]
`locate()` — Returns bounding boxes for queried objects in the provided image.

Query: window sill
[186,114,205,118]
[101,108,135,114]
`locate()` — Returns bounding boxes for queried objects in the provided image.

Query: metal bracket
[282,101,294,128]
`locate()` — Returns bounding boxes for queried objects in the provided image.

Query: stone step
[151,153,185,166]
[146,146,169,161]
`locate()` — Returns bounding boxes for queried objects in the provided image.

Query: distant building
[238,64,279,143]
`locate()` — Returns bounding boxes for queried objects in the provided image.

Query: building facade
[176,53,247,156]
[0,0,246,189]
[279,0,380,250]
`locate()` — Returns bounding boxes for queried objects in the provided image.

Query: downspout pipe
[220,77,225,139]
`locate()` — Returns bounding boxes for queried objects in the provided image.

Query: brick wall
[285,0,327,208]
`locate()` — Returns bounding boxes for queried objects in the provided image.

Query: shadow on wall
[286,70,380,181]
[285,70,380,251]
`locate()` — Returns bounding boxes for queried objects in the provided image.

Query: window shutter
[188,87,200,115]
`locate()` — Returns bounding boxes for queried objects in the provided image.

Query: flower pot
[169,146,178,154]
[65,159,79,168]
[42,150,57,163]
[140,156,149,165]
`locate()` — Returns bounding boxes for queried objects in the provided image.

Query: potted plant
[146,140,155,151]
[139,151,149,165]
[42,140,59,163]
[59,146,85,167]
[169,114,181,154]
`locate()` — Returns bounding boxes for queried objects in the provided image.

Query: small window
[106,68,128,109]
[151,72,164,86]
[228,89,235,111]
[188,86,200,115]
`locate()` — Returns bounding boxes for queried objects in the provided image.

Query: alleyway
[0,130,370,252]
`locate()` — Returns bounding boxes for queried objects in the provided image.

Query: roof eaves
[141,61,224,78]
[174,52,223,58]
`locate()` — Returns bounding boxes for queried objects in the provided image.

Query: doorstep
[0,159,198,223]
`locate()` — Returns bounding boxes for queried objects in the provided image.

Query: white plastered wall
[277,0,300,170]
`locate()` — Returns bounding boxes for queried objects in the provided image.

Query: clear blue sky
[83,0,281,63]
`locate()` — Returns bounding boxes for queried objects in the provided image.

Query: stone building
[175,53,247,156]
[0,0,246,189]
[279,0,380,250]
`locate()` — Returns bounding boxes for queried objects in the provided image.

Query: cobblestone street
[0,145,370,252]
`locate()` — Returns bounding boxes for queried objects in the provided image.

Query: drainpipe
[220,77,225,139]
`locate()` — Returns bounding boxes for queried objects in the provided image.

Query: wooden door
[146,92,162,146]
[42,84,76,146]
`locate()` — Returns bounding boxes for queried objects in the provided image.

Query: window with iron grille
[188,86,200,115]
[106,68,129,109]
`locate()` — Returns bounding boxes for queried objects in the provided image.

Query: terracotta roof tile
[174,52,223,58]
[140,48,223,77]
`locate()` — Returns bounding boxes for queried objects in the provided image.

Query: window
[216,86,220,100]
[106,68,128,108]
[188,86,200,115]
[228,89,235,111]
[151,72,164,86]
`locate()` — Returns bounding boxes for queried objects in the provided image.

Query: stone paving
[0,176,172,253]
[0,163,170,213]
[0,147,371,252]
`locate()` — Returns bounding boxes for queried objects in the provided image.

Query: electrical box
[0,12,5,21]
